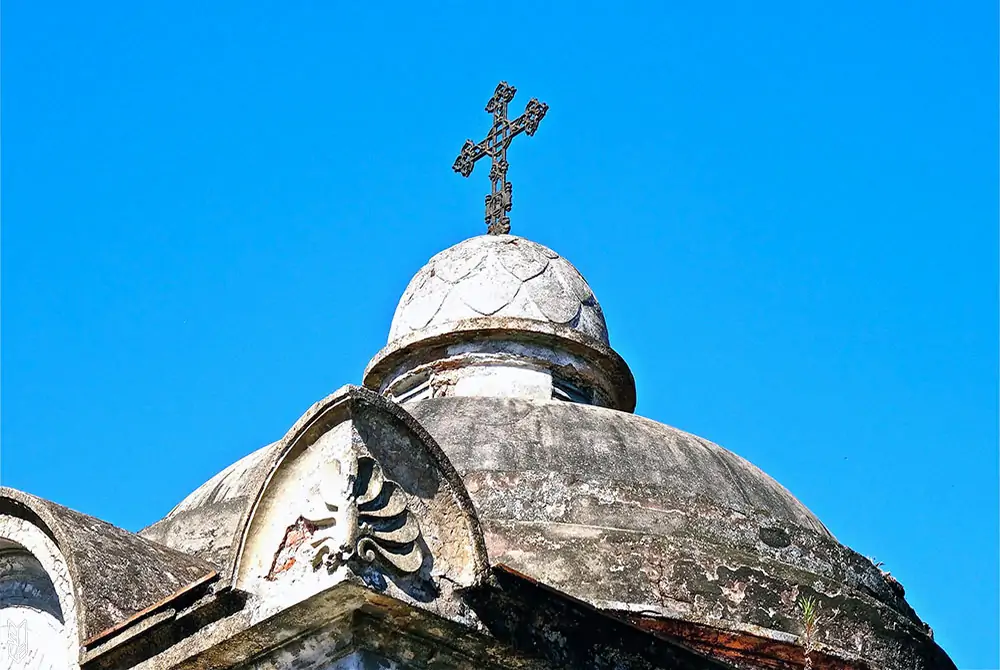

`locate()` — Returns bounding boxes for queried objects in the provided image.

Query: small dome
[388,235,608,346]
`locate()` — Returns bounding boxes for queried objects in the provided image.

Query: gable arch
[232,385,489,619]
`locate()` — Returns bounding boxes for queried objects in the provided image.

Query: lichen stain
[722,580,747,606]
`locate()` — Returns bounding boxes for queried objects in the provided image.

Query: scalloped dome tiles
[388,235,609,346]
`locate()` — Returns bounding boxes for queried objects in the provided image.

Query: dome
[388,234,608,346]
[140,393,950,669]
[367,234,635,412]
[403,396,946,669]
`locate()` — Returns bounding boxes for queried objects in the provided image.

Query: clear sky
[2,2,996,667]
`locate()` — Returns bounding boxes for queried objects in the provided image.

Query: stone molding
[365,317,637,412]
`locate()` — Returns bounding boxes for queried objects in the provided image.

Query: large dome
[388,234,609,346]
[138,226,953,669]
[140,393,951,669]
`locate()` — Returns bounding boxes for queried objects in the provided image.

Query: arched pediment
[234,386,488,621]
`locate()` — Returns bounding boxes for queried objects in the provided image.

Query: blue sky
[2,2,996,667]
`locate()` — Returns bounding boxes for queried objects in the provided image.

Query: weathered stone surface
[403,396,953,670]
[129,370,953,667]
[464,567,731,670]
[143,387,488,598]
[113,574,727,670]
[132,391,953,667]
[0,488,217,653]
[234,385,489,625]
[406,397,825,530]
[0,519,77,669]
[141,443,278,571]
[367,317,637,412]
[5,224,956,669]
[388,235,608,345]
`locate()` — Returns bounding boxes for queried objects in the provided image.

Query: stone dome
[367,234,635,413]
[137,229,952,669]
[388,234,609,346]
[140,392,951,669]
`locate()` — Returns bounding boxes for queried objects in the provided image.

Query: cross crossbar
[452,82,548,235]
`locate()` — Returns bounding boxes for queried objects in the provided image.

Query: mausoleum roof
[138,393,951,668]
[128,221,956,668]
[0,76,955,668]
[134,225,955,668]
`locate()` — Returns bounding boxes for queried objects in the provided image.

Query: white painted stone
[238,421,357,620]
[0,516,78,670]
[396,267,449,333]
[450,364,552,402]
[387,235,609,346]
[235,391,485,630]
[494,237,549,281]
[0,607,71,670]
[523,264,581,324]
[455,253,521,316]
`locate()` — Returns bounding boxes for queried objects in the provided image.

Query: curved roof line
[228,385,490,586]
[0,487,216,646]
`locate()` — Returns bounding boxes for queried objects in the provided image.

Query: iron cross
[452,82,548,235]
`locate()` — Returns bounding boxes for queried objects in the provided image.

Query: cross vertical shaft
[452,82,548,235]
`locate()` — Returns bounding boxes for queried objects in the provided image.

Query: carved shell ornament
[310,455,424,576]
[266,454,424,581]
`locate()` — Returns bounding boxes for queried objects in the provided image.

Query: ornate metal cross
[452,82,548,235]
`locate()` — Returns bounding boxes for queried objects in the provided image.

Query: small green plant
[799,595,820,670]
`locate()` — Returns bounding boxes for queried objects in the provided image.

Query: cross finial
[452,82,548,235]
